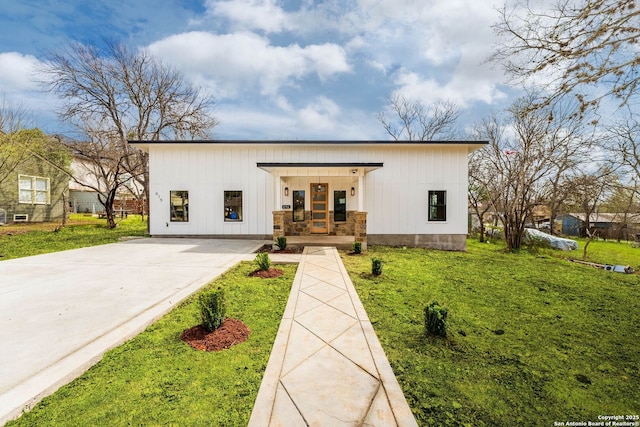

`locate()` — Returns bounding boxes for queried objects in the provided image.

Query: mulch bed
[180,318,251,352]
[249,267,285,278]
[255,244,303,254]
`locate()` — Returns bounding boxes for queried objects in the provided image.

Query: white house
[129,140,486,250]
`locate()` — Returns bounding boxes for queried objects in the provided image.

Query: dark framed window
[224,190,243,221]
[428,190,446,221]
[170,190,189,222]
[293,190,305,222]
[334,190,346,222]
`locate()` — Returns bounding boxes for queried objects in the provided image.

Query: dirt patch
[249,267,285,278]
[180,318,251,352]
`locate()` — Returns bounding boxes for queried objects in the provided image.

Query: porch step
[285,236,355,250]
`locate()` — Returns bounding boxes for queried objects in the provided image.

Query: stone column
[273,211,285,240]
[354,211,367,250]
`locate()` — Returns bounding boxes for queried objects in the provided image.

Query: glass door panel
[310,183,328,233]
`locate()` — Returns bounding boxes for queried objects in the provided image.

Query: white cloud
[0,52,41,92]
[393,68,507,107]
[297,96,341,131]
[206,0,291,33]
[147,31,351,98]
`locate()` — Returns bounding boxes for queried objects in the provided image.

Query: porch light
[351,187,355,196]
[284,187,289,196]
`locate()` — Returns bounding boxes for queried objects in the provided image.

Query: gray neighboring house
[556,213,640,239]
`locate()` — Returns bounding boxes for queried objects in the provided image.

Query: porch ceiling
[256,162,383,176]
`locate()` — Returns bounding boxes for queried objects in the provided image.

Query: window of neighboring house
[334,190,347,222]
[428,190,447,221]
[170,190,189,222]
[293,190,305,222]
[224,191,243,221]
[18,175,50,204]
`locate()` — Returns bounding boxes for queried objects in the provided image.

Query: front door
[310,183,328,233]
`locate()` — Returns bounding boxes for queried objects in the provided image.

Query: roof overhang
[257,162,383,175]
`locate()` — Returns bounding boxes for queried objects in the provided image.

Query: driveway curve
[0,238,265,424]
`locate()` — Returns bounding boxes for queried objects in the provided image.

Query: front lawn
[6,262,295,426]
[341,240,639,426]
[0,214,148,260]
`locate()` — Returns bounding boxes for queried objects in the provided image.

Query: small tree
[425,301,448,337]
[255,252,271,271]
[199,288,226,332]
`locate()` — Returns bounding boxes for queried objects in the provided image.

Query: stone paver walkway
[249,246,417,426]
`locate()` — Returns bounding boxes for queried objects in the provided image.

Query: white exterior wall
[146,143,471,238]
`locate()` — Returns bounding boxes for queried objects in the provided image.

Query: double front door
[310,183,328,233]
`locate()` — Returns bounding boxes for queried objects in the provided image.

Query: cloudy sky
[0,0,519,140]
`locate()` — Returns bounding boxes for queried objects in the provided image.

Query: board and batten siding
[145,142,474,242]
[149,145,273,236]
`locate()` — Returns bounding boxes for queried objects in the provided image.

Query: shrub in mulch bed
[180,318,251,352]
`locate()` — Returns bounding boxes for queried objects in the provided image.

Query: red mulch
[180,318,251,352]
[255,244,303,254]
[249,267,284,278]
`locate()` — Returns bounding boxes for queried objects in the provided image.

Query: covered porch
[257,162,383,250]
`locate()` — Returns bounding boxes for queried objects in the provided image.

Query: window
[224,191,243,221]
[293,190,305,222]
[170,191,189,222]
[18,175,50,205]
[334,190,347,222]
[428,190,446,221]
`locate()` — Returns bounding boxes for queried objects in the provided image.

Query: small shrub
[353,242,362,254]
[372,257,383,275]
[425,301,448,337]
[275,236,287,250]
[255,252,271,271]
[199,288,226,332]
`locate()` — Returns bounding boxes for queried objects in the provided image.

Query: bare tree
[492,0,640,113]
[602,179,640,241]
[468,152,494,242]
[377,94,460,140]
[471,94,589,250]
[41,40,218,228]
[563,167,615,236]
[608,116,640,182]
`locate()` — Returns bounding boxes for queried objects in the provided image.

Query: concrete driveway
[0,238,265,424]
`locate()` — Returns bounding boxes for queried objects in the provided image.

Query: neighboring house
[69,156,145,215]
[69,156,103,214]
[130,140,486,250]
[0,156,68,223]
[556,213,640,239]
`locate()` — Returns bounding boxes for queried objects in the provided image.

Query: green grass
[341,241,640,426]
[7,262,294,427]
[0,214,148,260]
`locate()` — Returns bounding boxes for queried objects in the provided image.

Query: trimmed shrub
[353,242,362,254]
[255,252,271,271]
[425,301,448,337]
[372,257,383,276]
[275,236,287,251]
[199,288,226,332]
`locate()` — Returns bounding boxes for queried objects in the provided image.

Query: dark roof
[128,139,487,146]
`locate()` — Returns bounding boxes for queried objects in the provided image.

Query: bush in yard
[371,257,383,276]
[255,252,271,271]
[425,301,448,337]
[353,242,362,254]
[275,236,287,251]
[199,288,226,332]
